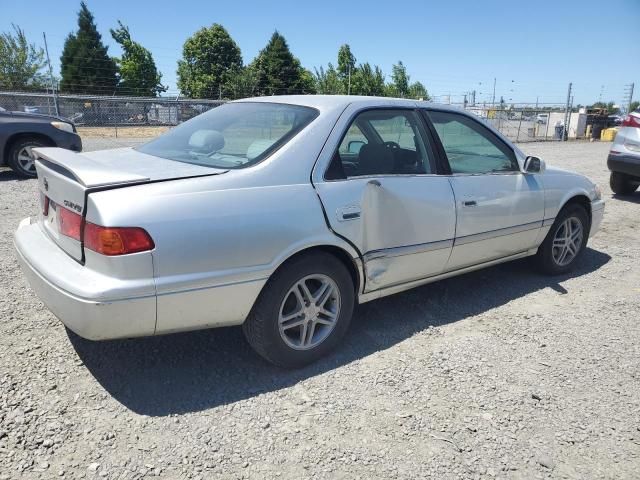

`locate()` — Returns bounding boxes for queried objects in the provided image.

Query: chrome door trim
[453,220,543,246]
[542,217,556,227]
[364,239,454,261]
[359,248,538,302]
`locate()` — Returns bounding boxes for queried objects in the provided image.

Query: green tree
[408,81,429,100]
[249,31,312,95]
[630,101,640,112]
[313,63,341,94]
[0,24,47,90]
[60,2,118,94]
[351,63,386,96]
[177,24,242,98]
[224,66,257,99]
[110,21,166,96]
[387,61,409,97]
[337,44,356,93]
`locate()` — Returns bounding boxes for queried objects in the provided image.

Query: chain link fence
[0,90,610,147]
[0,91,224,127]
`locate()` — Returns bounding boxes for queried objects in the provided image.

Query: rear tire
[534,204,589,275]
[7,137,50,178]
[610,172,637,195]
[243,252,355,368]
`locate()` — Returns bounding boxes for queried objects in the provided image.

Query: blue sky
[2,0,639,106]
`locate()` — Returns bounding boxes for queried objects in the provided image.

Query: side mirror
[524,156,545,174]
[348,140,365,154]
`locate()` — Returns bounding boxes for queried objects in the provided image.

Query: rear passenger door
[314,106,456,292]
[424,110,545,270]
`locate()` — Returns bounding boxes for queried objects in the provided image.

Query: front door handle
[367,179,382,187]
[463,200,477,207]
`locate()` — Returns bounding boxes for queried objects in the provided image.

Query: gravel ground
[0,140,638,479]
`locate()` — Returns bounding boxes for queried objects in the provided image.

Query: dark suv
[0,109,82,178]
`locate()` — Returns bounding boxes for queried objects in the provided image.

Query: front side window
[427,111,518,174]
[326,109,434,179]
[137,102,318,169]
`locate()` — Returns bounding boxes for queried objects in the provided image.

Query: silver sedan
[14,96,605,367]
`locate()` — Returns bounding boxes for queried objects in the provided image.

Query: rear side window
[326,109,434,179]
[427,111,518,174]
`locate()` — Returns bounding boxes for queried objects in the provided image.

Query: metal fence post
[516,110,523,143]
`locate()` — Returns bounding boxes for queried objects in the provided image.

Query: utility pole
[623,83,635,113]
[491,77,496,107]
[471,90,476,106]
[563,82,572,142]
[42,32,59,116]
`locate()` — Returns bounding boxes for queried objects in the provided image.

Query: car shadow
[0,169,30,181]
[69,247,611,416]
[611,192,640,204]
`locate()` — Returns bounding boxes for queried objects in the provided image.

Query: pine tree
[249,31,311,96]
[111,21,166,97]
[60,2,118,94]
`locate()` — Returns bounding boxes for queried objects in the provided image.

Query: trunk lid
[34,147,226,261]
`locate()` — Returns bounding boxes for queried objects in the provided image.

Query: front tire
[535,204,589,275]
[7,137,50,178]
[610,172,637,195]
[243,252,355,368]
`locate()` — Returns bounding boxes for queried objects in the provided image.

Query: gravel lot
[1,140,638,479]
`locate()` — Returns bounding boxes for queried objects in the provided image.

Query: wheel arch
[267,242,364,298]
[558,193,592,228]
[3,132,55,162]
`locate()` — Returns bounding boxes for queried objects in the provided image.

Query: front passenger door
[425,110,545,270]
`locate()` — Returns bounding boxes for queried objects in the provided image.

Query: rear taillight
[622,114,640,128]
[56,203,154,255]
[58,205,82,240]
[84,223,154,256]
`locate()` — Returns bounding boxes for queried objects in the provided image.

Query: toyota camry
[14,96,605,367]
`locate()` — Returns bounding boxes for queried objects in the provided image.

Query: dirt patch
[77,126,170,138]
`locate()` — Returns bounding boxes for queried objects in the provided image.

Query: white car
[14,96,605,367]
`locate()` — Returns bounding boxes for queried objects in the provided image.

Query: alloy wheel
[278,274,341,350]
[552,217,584,267]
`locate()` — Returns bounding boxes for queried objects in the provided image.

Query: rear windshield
[137,102,318,169]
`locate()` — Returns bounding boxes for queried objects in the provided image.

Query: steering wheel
[383,141,400,149]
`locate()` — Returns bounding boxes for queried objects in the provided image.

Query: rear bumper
[607,154,640,179]
[590,200,605,237]
[14,217,266,340]
[14,217,156,340]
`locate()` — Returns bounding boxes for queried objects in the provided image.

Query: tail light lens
[58,205,82,240]
[622,114,640,128]
[84,223,154,256]
[56,202,154,255]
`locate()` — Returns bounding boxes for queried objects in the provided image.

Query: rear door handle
[367,179,382,187]
[337,205,361,221]
[463,200,477,207]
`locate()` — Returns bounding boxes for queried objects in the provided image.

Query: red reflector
[58,206,82,240]
[84,223,154,256]
[40,193,49,216]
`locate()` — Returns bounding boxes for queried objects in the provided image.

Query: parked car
[14,96,604,368]
[607,109,640,195]
[536,113,549,124]
[0,110,82,177]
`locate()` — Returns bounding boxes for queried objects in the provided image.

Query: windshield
[137,102,318,169]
